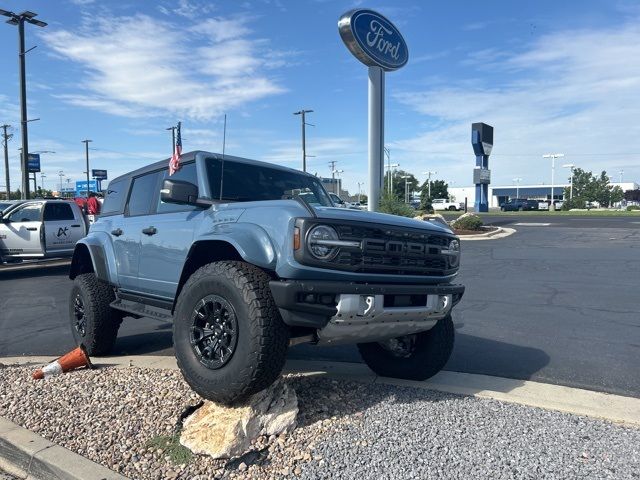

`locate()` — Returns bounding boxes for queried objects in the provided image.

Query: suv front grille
[298,221,456,276]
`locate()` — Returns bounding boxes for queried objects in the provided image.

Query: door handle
[111,228,123,237]
[142,226,157,236]
[71,224,81,228]
[26,227,37,231]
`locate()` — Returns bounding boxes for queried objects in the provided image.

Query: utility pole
[423,171,437,201]
[39,172,46,192]
[562,164,575,200]
[513,177,522,199]
[328,160,338,193]
[357,182,364,203]
[619,169,624,184]
[58,170,64,194]
[166,125,176,155]
[332,169,344,196]
[82,139,92,197]
[1,9,48,199]
[1,124,11,199]
[293,109,313,172]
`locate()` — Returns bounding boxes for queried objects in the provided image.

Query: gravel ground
[0,469,18,480]
[0,365,638,480]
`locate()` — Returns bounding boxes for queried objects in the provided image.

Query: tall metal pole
[543,153,564,209]
[18,18,29,199]
[293,109,313,172]
[166,126,176,156]
[1,124,10,199]
[82,140,92,197]
[367,66,384,211]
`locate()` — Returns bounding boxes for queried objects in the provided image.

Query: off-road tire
[69,273,122,355]
[173,261,289,405]
[357,315,454,380]
[448,206,457,211]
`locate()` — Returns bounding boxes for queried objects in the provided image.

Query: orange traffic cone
[32,345,93,380]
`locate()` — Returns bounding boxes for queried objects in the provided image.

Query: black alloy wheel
[190,294,239,370]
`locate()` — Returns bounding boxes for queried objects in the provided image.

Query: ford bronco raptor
[68,151,464,404]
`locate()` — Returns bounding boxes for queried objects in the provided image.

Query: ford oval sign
[338,9,408,71]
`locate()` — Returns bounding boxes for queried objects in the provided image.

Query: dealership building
[448,182,639,208]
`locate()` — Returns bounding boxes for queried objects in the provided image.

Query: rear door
[0,202,44,258]
[113,170,162,292]
[43,202,83,255]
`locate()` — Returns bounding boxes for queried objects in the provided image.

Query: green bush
[451,213,483,231]
[379,193,415,218]
[627,205,640,211]
[561,198,586,210]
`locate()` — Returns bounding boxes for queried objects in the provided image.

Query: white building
[448,182,639,208]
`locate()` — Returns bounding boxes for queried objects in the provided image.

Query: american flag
[169,121,182,175]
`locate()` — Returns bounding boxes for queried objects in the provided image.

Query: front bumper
[269,280,465,332]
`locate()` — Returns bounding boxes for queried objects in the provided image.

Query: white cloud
[392,20,640,185]
[42,13,286,121]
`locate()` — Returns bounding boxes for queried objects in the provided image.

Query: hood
[313,206,454,235]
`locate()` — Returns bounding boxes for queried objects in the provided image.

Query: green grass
[146,434,192,464]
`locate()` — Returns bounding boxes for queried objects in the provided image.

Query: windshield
[205,158,332,206]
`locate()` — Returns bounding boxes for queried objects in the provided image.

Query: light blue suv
[69,151,464,404]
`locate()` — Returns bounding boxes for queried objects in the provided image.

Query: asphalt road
[1,214,638,397]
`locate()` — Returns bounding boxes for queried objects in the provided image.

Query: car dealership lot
[1,214,639,397]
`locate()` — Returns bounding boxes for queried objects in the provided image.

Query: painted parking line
[512,222,551,226]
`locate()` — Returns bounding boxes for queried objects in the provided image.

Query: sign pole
[368,66,384,212]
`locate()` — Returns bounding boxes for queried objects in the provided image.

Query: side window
[7,203,42,223]
[43,203,74,221]
[156,162,198,213]
[102,179,128,216]
[127,172,161,216]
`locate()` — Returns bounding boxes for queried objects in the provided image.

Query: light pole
[562,164,575,200]
[384,162,399,196]
[357,182,364,203]
[58,170,64,194]
[82,139,93,197]
[1,9,48,199]
[512,177,522,199]
[543,153,564,209]
[400,175,411,203]
[1,124,12,199]
[332,169,343,195]
[39,172,46,192]
[619,169,624,184]
[294,109,313,172]
[423,171,437,200]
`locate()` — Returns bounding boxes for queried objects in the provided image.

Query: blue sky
[1,0,639,194]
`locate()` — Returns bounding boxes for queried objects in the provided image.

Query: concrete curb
[0,417,127,480]
[2,356,638,426]
[458,227,516,241]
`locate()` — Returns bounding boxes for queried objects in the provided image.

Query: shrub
[561,198,586,210]
[379,193,415,218]
[451,213,483,231]
[627,205,640,211]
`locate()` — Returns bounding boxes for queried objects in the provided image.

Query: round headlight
[307,225,339,260]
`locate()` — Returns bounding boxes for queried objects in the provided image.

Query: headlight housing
[307,225,340,260]
[443,238,460,267]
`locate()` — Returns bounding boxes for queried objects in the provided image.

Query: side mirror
[160,179,200,206]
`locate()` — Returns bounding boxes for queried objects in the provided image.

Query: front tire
[357,315,454,380]
[448,206,457,211]
[69,273,122,355]
[173,261,289,405]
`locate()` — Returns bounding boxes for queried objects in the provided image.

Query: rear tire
[358,315,454,381]
[69,273,122,355]
[173,261,289,405]
[448,206,457,211]
[500,207,505,212]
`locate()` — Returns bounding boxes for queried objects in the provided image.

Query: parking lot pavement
[1,215,639,397]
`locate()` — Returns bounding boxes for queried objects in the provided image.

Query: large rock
[179,379,298,459]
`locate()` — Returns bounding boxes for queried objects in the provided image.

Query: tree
[562,168,622,208]
[420,179,449,210]
[383,169,418,201]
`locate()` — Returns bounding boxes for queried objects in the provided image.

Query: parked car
[500,199,539,211]
[0,200,20,213]
[68,151,464,404]
[0,199,88,263]
[538,201,549,210]
[431,198,464,211]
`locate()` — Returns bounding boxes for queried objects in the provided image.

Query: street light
[332,169,343,195]
[1,9,48,199]
[512,177,522,199]
[422,171,437,200]
[384,162,399,195]
[294,109,314,172]
[542,153,564,208]
[562,163,576,200]
[57,170,65,194]
[400,175,412,203]
[357,181,364,203]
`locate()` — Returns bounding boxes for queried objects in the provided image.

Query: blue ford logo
[338,9,408,71]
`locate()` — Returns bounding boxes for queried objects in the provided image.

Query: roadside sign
[92,169,107,180]
[75,180,98,196]
[27,153,41,173]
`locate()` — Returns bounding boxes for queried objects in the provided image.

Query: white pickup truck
[0,199,88,263]
[431,198,464,211]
